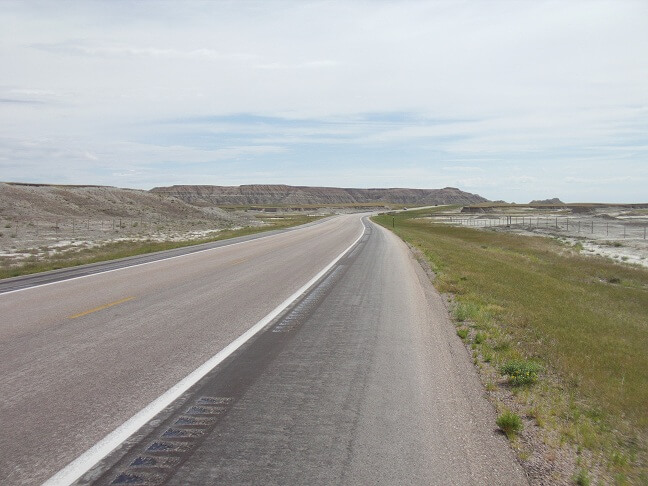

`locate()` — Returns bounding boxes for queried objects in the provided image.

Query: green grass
[0,214,319,280]
[373,210,648,482]
[496,411,523,439]
[500,360,542,386]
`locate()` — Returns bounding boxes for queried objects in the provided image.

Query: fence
[441,216,648,240]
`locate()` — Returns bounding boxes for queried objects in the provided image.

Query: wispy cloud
[1,0,647,201]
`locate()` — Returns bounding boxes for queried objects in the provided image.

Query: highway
[0,214,527,485]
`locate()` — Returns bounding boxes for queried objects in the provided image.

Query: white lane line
[42,218,366,486]
[0,216,337,297]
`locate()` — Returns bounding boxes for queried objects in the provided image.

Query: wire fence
[440,216,648,240]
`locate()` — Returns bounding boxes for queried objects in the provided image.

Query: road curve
[1,213,527,485]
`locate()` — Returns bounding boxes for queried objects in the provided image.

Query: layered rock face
[150,184,488,206]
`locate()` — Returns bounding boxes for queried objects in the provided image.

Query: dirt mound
[150,184,488,206]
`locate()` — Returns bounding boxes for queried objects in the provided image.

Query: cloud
[1,1,646,201]
[32,42,256,62]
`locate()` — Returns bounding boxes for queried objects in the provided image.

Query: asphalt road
[1,213,527,485]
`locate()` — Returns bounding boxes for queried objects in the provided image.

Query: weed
[457,328,469,340]
[493,339,511,352]
[573,468,590,486]
[474,332,486,344]
[497,411,523,439]
[500,361,542,386]
[454,301,480,322]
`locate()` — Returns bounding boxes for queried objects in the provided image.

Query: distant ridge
[150,184,488,206]
[530,198,564,204]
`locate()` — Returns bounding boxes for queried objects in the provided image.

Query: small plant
[573,468,590,486]
[493,339,511,352]
[496,411,522,439]
[474,332,485,344]
[457,328,469,340]
[500,360,542,386]
[454,301,480,322]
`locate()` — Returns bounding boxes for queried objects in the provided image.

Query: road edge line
[42,218,366,486]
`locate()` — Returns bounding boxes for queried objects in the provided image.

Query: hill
[150,184,488,206]
[0,182,240,224]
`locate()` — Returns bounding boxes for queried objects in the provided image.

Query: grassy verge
[0,214,321,280]
[373,208,647,484]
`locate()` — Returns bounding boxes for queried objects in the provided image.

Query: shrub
[496,411,523,439]
[500,360,542,386]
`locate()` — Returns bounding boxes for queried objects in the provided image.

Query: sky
[1,0,647,202]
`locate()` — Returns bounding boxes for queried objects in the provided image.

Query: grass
[373,209,648,483]
[500,360,542,386]
[497,411,523,439]
[0,214,320,280]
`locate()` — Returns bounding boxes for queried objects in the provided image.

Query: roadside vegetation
[373,208,647,485]
[0,214,321,280]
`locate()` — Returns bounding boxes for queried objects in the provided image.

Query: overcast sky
[1,1,647,202]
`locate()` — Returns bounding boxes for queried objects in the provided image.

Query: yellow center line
[68,296,136,319]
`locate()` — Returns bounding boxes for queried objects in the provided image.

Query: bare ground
[427,206,648,268]
[0,183,256,267]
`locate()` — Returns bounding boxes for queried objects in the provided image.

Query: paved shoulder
[82,220,527,485]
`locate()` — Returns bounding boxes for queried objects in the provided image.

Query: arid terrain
[151,184,487,206]
[0,183,258,268]
[428,204,648,267]
[0,182,486,269]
